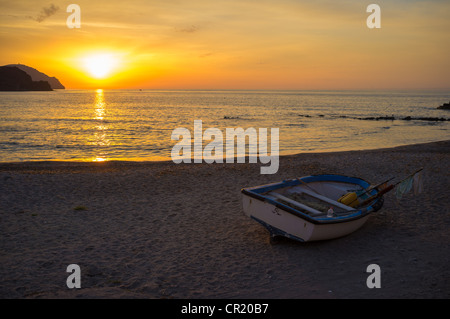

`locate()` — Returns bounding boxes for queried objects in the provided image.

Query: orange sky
[1,0,449,90]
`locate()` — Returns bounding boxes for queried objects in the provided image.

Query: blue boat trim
[242,174,382,225]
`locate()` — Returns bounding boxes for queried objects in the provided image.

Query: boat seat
[269,192,324,216]
[294,188,353,211]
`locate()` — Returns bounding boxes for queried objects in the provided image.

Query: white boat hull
[242,193,369,242]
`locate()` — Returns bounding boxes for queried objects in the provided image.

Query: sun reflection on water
[94,89,105,120]
[92,89,110,161]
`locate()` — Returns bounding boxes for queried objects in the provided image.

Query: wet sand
[0,140,449,299]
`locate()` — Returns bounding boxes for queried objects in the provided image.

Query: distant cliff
[0,66,52,91]
[4,64,65,89]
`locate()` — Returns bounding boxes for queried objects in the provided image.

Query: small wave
[223,115,256,121]
[285,123,307,127]
[223,116,241,119]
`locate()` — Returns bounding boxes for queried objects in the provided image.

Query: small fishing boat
[241,174,387,243]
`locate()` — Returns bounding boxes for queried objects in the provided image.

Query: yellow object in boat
[338,192,359,208]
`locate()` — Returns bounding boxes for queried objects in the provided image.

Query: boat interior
[264,181,373,217]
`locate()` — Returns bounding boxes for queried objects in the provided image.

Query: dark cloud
[32,4,59,23]
[178,25,199,33]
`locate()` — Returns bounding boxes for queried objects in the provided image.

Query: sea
[0,89,449,162]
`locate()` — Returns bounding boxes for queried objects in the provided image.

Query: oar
[346,177,395,207]
[357,184,395,207]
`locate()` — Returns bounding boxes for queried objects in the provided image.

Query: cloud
[31,4,59,23]
[178,25,199,33]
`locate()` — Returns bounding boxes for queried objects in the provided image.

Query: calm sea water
[0,89,449,162]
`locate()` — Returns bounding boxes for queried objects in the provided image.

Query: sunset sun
[82,53,119,79]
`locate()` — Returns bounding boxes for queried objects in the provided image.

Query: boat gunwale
[241,174,379,225]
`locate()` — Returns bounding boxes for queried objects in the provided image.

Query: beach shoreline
[1,138,449,167]
[1,140,449,299]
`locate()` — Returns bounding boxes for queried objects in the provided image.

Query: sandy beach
[0,140,449,299]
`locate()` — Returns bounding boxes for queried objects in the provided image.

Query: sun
[83,53,118,79]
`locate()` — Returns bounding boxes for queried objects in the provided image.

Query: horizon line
[55,88,450,92]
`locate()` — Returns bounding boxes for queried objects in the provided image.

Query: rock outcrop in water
[438,102,450,110]
[4,64,65,89]
[298,114,449,121]
[0,66,52,91]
